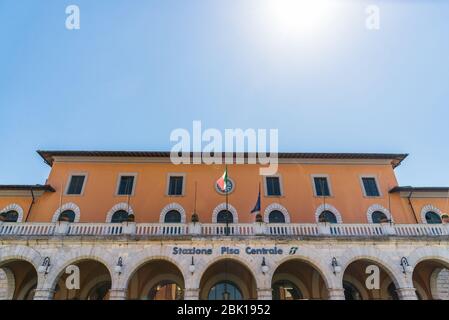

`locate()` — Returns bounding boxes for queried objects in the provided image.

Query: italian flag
[216,167,228,192]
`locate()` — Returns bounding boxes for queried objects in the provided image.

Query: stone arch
[315,204,342,223]
[198,256,258,300]
[121,255,186,290]
[52,202,81,223]
[0,268,15,300]
[1,203,24,222]
[270,255,334,291]
[212,203,238,223]
[159,203,186,223]
[420,204,443,224]
[366,204,393,223]
[0,245,42,271]
[46,249,116,292]
[339,249,404,289]
[0,246,42,300]
[106,202,134,223]
[408,247,449,270]
[263,203,290,223]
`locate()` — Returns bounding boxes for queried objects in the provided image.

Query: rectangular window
[362,177,380,197]
[66,175,86,195]
[168,176,184,196]
[117,176,135,195]
[266,177,281,196]
[314,177,330,197]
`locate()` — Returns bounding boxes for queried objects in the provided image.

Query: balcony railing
[0,221,448,238]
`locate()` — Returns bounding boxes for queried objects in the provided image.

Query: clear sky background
[0,0,448,186]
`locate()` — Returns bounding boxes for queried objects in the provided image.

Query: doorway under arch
[200,259,257,300]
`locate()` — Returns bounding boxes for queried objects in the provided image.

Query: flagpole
[225,165,229,236]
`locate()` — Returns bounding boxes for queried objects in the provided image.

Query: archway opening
[272,259,328,300]
[412,259,449,300]
[200,259,257,300]
[53,259,112,300]
[127,259,184,300]
[0,260,38,300]
[342,259,398,300]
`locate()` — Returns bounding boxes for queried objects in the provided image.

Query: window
[217,210,233,223]
[265,177,281,196]
[268,210,285,223]
[425,211,442,224]
[343,281,362,300]
[362,177,380,197]
[148,281,183,300]
[0,210,19,222]
[372,211,388,224]
[111,210,129,223]
[58,210,76,222]
[66,175,86,195]
[208,281,242,300]
[117,175,135,195]
[313,177,330,197]
[272,280,303,300]
[164,210,181,223]
[318,210,337,223]
[168,176,184,196]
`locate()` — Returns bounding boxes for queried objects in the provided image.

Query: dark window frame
[168,175,184,196]
[117,175,135,196]
[66,175,86,195]
[265,176,282,197]
[362,177,381,197]
[313,177,331,197]
[268,210,286,223]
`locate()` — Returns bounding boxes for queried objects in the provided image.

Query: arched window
[268,210,285,223]
[0,210,19,222]
[318,210,337,224]
[111,210,129,223]
[87,281,111,300]
[164,210,181,223]
[272,280,303,300]
[343,281,362,300]
[58,210,76,222]
[217,210,233,224]
[371,211,388,224]
[387,282,399,300]
[208,281,242,300]
[148,281,183,300]
[425,211,442,224]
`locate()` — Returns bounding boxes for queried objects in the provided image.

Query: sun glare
[262,0,335,39]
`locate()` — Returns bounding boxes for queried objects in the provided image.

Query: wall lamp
[261,257,269,274]
[400,257,413,274]
[38,257,51,275]
[115,257,123,275]
[189,256,196,274]
[331,257,341,275]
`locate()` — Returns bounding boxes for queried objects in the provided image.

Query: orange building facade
[1,151,449,301]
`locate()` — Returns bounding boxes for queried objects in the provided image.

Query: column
[257,288,273,300]
[328,288,345,300]
[184,288,200,300]
[33,288,55,300]
[396,287,418,300]
[109,288,128,300]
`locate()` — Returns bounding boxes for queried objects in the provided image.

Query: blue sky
[0,0,448,186]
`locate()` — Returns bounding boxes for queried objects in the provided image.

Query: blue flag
[251,187,261,214]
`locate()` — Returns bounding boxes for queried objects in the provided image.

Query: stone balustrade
[0,221,448,238]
